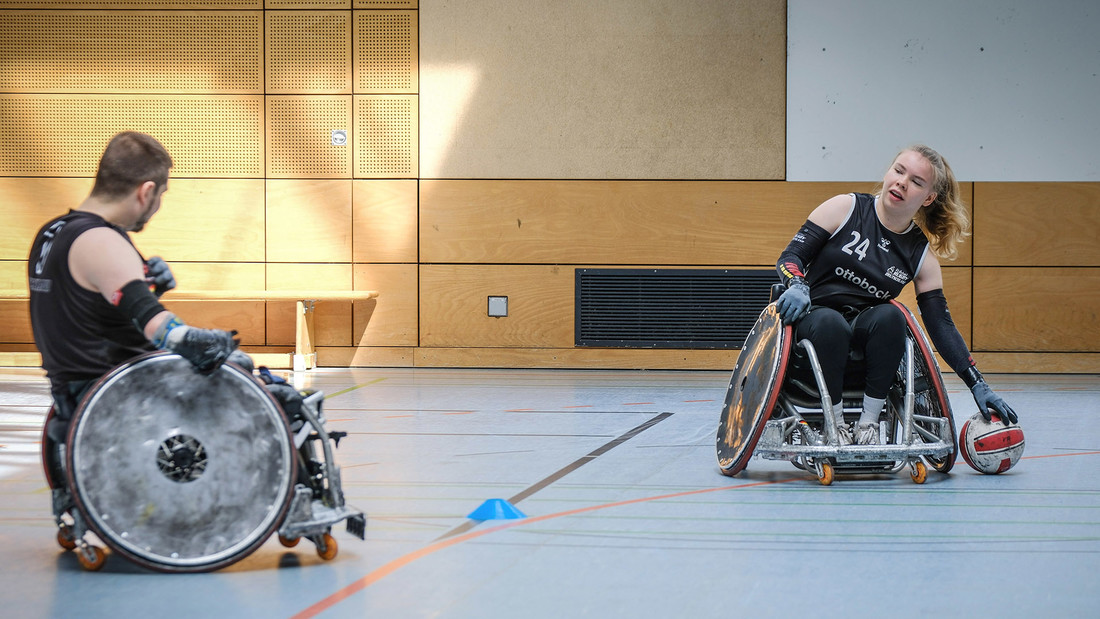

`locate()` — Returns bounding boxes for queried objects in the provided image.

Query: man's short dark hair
[90,132,174,199]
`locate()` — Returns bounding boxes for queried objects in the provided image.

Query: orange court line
[289,477,800,619]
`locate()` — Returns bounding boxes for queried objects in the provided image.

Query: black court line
[435,412,674,541]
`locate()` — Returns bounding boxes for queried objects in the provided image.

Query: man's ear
[136,181,158,206]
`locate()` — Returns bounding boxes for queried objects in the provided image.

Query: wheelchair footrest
[279,485,367,541]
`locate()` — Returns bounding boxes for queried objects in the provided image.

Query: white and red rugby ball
[960,412,1025,474]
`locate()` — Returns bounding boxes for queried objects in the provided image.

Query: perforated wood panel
[354,1,415,8]
[0,2,260,7]
[266,0,347,8]
[0,95,264,176]
[354,95,417,178]
[354,10,418,93]
[0,11,262,93]
[266,11,351,94]
[266,96,352,178]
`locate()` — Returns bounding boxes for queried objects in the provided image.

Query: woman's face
[881,150,937,212]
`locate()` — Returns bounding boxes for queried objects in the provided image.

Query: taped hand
[165,326,239,374]
[776,279,811,325]
[970,381,1018,424]
[144,256,176,297]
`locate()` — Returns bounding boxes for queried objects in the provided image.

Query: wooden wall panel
[266,180,353,262]
[353,263,417,345]
[974,182,1100,267]
[0,301,32,344]
[354,95,418,178]
[973,267,1100,352]
[266,96,352,178]
[0,95,264,177]
[267,0,347,8]
[419,264,574,348]
[354,1,417,8]
[133,179,266,262]
[0,262,29,344]
[266,11,351,94]
[895,266,972,351]
[0,11,262,93]
[419,181,975,266]
[354,10,418,94]
[0,178,92,261]
[0,2,261,7]
[0,261,26,289]
[353,179,418,262]
[265,263,353,346]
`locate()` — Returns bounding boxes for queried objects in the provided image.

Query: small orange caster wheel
[817,461,834,486]
[77,545,107,571]
[57,526,77,551]
[316,533,338,561]
[278,534,300,548]
[910,460,928,484]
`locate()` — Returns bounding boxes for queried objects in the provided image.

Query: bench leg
[294,300,317,371]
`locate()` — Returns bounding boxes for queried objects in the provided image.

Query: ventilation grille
[575,268,775,349]
[354,95,417,177]
[0,11,262,93]
[266,11,351,94]
[355,10,417,93]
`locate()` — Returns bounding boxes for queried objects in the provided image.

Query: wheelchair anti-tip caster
[312,532,338,561]
[910,459,928,484]
[56,524,77,551]
[76,542,108,571]
[815,460,835,486]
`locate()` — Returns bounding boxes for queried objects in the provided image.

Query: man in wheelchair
[774,144,1017,446]
[28,132,362,571]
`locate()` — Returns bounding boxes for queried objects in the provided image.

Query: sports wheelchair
[716,290,957,485]
[42,352,365,572]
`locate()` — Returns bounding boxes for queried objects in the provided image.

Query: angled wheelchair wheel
[890,301,958,473]
[716,304,791,476]
[65,352,296,573]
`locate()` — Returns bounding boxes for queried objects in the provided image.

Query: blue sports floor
[0,366,1097,618]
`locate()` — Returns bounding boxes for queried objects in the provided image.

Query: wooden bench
[0,289,379,371]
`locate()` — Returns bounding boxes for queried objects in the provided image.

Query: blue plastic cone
[468,498,526,520]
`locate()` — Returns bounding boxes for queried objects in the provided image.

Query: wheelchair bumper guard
[755,417,954,465]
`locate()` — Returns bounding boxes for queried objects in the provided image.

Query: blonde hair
[877,144,970,261]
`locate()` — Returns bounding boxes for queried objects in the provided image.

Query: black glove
[970,381,1018,424]
[144,256,176,297]
[776,278,811,325]
[227,349,255,374]
[164,326,239,373]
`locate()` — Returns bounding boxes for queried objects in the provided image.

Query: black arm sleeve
[776,219,830,286]
[113,279,166,332]
[916,288,977,380]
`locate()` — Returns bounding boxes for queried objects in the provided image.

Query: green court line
[325,377,387,398]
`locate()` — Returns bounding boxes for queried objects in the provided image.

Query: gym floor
[0,366,1097,618]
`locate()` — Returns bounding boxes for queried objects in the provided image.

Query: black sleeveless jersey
[28,210,155,389]
[806,193,930,310]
